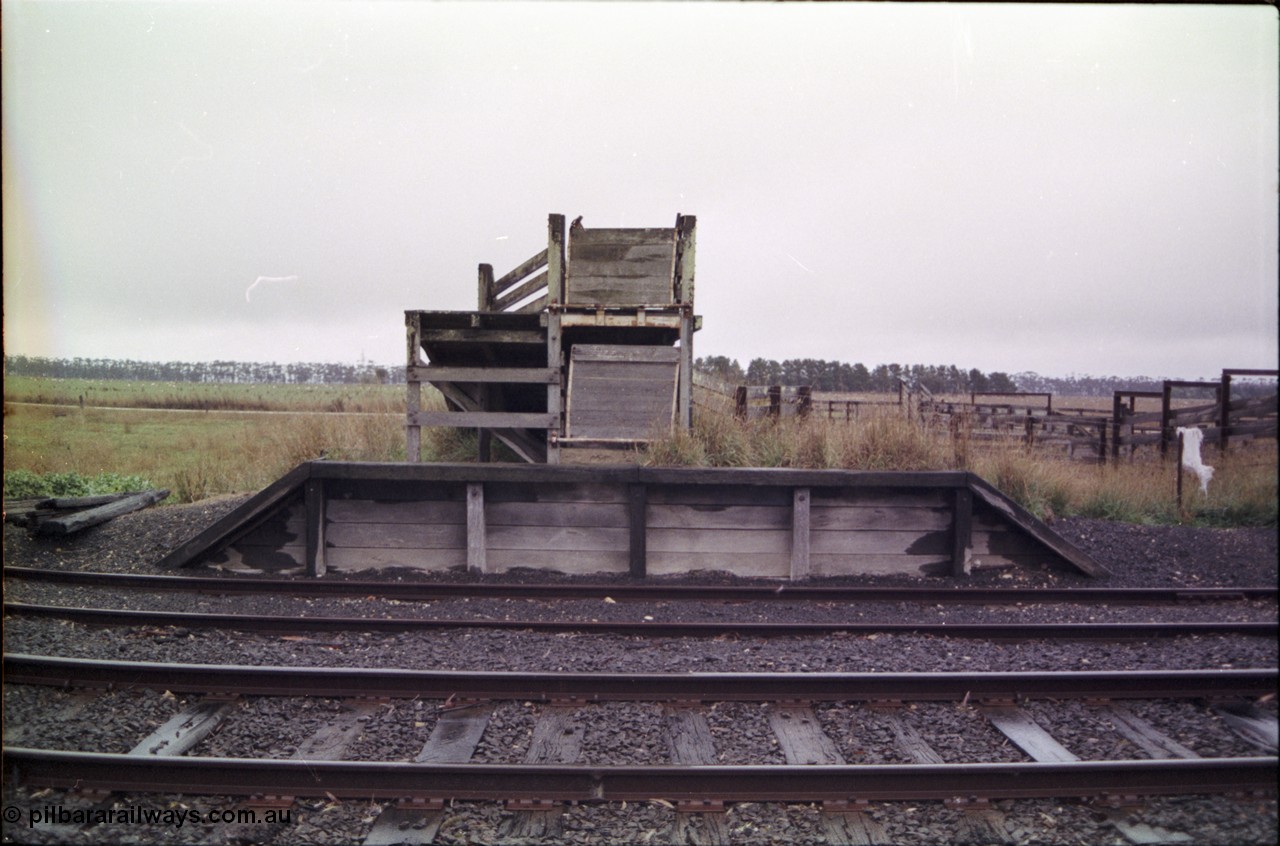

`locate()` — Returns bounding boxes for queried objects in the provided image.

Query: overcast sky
[4,1,1277,380]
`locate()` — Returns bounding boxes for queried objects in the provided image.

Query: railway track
[5,566,1276,843]
[5,601,1275,640]
[6,565,1275,604]
[5,657,1276,804]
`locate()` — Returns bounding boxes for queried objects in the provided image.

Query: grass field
[4,380,1275,526]
[4,375,405,414]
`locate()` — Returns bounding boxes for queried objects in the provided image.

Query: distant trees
[6,354,1269,399]
[2,356,405,385]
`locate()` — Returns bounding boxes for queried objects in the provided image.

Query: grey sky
[4,1,1277,380]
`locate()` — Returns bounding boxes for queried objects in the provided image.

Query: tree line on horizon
[695,356,1270,399]
[4,354,1270,399]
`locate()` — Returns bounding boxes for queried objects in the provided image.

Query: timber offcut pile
[3,490,170,536]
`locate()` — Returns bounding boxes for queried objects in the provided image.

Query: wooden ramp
[158,463,1105,579]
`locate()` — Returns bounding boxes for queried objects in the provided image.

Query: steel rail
[4,566,1275,605]
[6,747,1275,803]
[5,602,1276,641]
[5,654,1275,702]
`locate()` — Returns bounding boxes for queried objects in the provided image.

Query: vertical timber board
[629,483,648,578]
[547,214,566,464]
[405,312,423,462]
[674,214,696,305]
[679,311,693,429]
[791,487,811,580]
[478,263,495,311]
[467,482,487,575]
[304,479,326,578]
[952,487,972,576]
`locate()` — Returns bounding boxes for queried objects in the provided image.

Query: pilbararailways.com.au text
[6,804,293,830]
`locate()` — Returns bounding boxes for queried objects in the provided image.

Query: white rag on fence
[1176,426,1214,494]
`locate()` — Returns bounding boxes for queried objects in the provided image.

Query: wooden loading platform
[406,214,700,464]
[159,462,1105,580]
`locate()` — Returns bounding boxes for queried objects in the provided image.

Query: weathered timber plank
[647,484,793,507]
[809,554,953,578]
[791,488,811,581]
[557,311,685,329]
[663,706,717,765]
[157,463,301,568]
[648,527,792,555]
[967,475,1105,576]
[1101,704,1199,760]
[812,488,951,508]
[641,467,968,490]
[526,706,585,763]
[629,484,647,578]
[411,365,558,383]
[809,505,952,532]
[981,706,1077,762]
[466,483,486,575]
[211,544,306,574]
[410,411,557,428]
[647,551,788,578]
[327,498,465,524]
[485,481,631,504]
[882,712,945,764]
[971,530,1046,556]
[485,500,629,528]
[418,327,545,345]
[953,487,973,577]
[323,547,466,572]
[810,530,949,556]
[485,549,630,574]
[569,242,675,267]
[324,523,466,550]
[566,277,673,306]
[367,703,496,844]
[493,249,549,292]
[647,503,792,531]
[822,812,890,846]
[571,345,681,363]
[494,270,550,312]
[34,489,169,536]
[130,700,237,756]
[305,479,326,578]
[769,707,845,765]
[486,524,629,552]
[293,702,381,761]
[416,703,494,763]
[570,227,675,247]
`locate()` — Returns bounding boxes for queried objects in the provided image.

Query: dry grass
[647,405,1276,528]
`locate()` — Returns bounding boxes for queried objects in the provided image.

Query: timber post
[674,214,697,429]
[545,214,566,464]
[478,264,495,312]
[405,313,423,462]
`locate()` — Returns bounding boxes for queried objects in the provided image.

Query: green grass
[4,375,405,414]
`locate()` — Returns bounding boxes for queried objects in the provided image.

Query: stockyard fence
[693,368,1277,465]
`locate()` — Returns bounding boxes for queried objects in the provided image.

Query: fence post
[797,386,812,419]
[735,386,747,420]
[1160,381,1173,458]
[1175,429,1184,512]
[768,385,782,419]
[1219,371,1232,454]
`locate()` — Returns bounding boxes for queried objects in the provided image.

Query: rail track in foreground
[5,601,1275,640]
[5,565,1275,605]
[5,655,1276,807]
